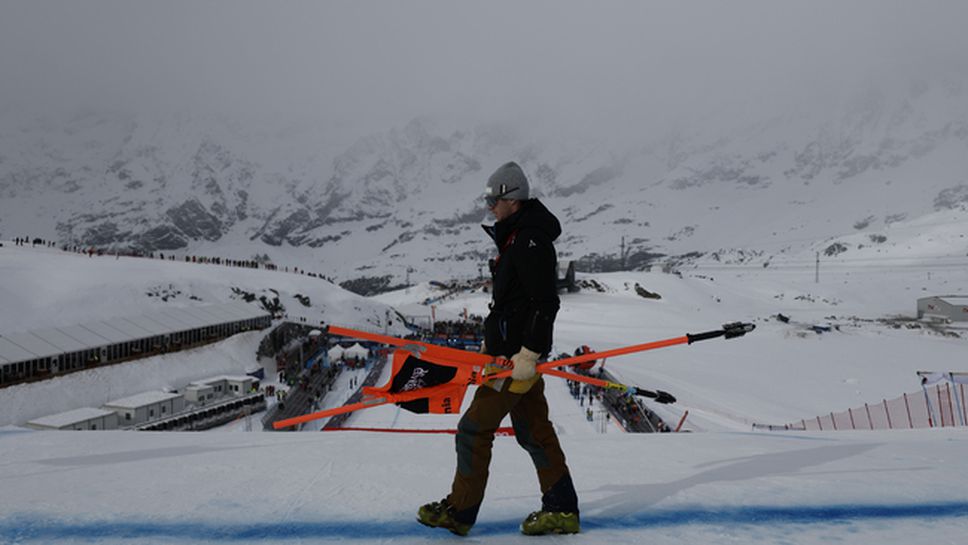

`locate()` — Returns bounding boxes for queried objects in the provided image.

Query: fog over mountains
[3,2,968,290]
[2,73,967,288]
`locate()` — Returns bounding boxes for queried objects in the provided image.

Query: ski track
[3,502,968,542]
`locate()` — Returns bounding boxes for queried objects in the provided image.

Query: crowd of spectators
[432,318,484,339]
[266,336,349,427]
[566,378,599,410]
[261,321,393,430]
[5,235,337,284]
[322,350,387,430]
[421,278,489,305]
[331,354,367,370]
[560,349,672,433]
[10,237,57,248]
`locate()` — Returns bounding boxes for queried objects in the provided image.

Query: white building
[26,407,119,431]
[184,383,216,404]
[103,391,185,426]
[185,375,259,404]
[223,376,258,396]
[918,295,968,323]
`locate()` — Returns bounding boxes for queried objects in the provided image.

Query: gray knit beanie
[484,162,530,206]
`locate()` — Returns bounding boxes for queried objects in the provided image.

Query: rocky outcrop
[138,225,188,250]
[165,199,223,242]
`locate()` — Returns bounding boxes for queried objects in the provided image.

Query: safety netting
[754,372,968,431]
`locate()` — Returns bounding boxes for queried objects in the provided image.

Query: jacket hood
[484,199,561,249]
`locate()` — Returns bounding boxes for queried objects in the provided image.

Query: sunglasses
[484,185,519,208]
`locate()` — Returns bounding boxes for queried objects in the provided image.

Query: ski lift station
[917,295,968,323]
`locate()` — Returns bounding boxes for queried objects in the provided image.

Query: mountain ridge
[2,77,967,285]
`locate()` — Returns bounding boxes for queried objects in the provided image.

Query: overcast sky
[1,1,967,134]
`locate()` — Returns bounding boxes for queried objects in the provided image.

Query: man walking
[418,162,580,536]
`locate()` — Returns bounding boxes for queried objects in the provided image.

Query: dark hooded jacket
[482,199,561,358]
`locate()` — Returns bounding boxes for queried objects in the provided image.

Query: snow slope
[0,243,394,333]
[2,239,968,544]
[0,243,399,426]
[404,264,968,432]
[1,428,967,544]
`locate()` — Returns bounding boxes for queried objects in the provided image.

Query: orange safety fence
[754,381,967,432]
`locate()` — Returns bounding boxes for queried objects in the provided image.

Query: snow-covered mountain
[2,76,968,287]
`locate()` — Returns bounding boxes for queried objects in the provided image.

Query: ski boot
[520,510,581,535]
[417,498,472,537]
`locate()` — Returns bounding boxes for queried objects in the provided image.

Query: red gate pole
[961,384,967,426]
[946,384,956,427]
[865,403,874,429]
[903,393,913,429]
[830,412,838,430]
[937,385,946,427]
[674,410,689,432]
[883,399,893,430]
[816,416,823,431]
[848,407,856,430]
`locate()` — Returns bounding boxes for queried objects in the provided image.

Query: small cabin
[918,295,968,323]
[103,391,185,426]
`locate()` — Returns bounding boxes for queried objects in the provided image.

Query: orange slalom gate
[273,322,753,429]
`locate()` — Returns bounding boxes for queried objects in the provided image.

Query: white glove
[510,347,540,381]
[479,341,487,354]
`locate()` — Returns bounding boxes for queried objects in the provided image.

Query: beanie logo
[528,239,537,248]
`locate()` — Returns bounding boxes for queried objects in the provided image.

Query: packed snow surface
[3,428,968,544]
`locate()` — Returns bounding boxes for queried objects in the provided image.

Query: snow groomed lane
[4,501,968,542]
[3,428,968,544]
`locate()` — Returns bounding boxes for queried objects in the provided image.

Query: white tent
[344,343,369,360]
[327,345,345,361]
